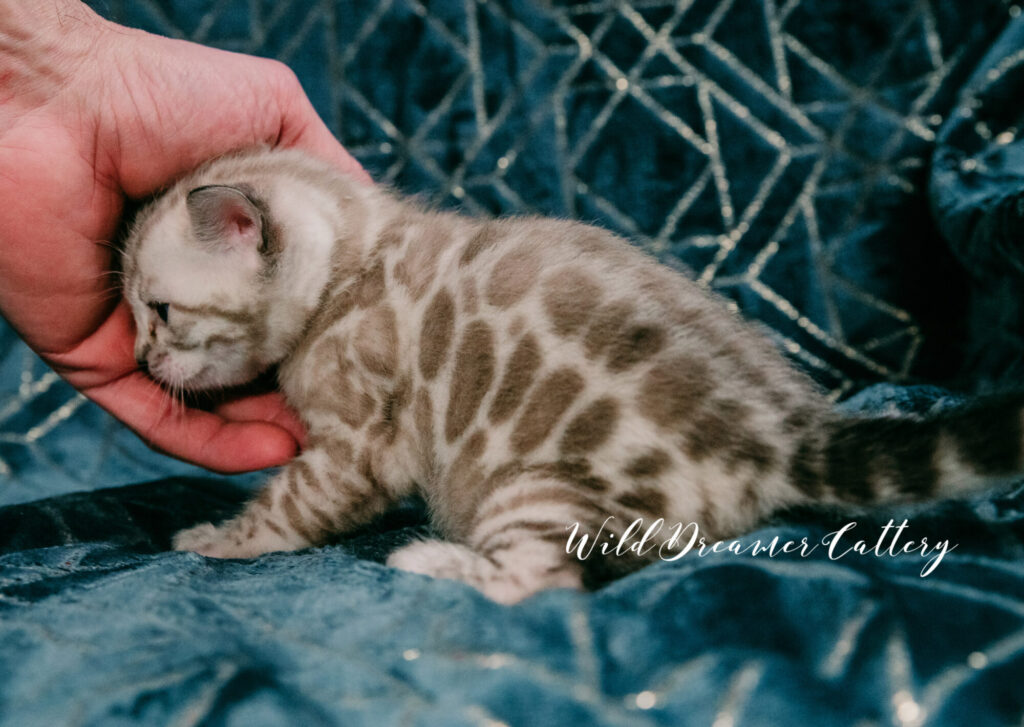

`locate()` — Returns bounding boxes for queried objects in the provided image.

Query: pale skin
[0,1,368,471]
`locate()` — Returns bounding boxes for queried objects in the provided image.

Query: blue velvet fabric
[931,16,1024,386]
[3,1,1024,725]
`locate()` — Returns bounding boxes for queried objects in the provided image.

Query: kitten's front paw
[172,522,234,557]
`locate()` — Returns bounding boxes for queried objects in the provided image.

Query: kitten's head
[122,179,283,392]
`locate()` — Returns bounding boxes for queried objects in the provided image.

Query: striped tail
[790,394,1024,504]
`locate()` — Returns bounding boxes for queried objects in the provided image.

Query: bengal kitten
[121,148,1021,603]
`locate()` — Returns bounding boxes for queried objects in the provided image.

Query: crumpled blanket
[931,15,1024,385]
[2,386,1023,726]
[3,1,1024,725]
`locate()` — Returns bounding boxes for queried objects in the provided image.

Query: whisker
[169,381,181,416]
[85,268,125,277]
[92,286,125,298]
[77,272,127,288]
[140,373,164,429]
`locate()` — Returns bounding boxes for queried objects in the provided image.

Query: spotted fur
[122,148,1024,604]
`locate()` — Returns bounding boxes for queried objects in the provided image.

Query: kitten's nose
[135,355,149,374]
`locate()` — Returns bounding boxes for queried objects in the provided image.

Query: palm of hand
[0,25,366,472]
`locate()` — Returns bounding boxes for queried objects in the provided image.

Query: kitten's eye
[149,302,170,323]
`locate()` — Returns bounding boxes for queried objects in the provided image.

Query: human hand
[0,2,368,472]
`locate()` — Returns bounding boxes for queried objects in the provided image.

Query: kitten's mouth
[177,365,217,392]
[148,364,213,394]
[153,362,270,396]
[151,367,279,410]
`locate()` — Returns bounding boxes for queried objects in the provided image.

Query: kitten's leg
[387,535,582,604]
[173,446,392,558]
[388,476,592,603]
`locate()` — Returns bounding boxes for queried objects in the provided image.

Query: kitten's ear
[186,185,264,253]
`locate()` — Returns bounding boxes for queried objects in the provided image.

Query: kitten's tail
[794,394,1024,504]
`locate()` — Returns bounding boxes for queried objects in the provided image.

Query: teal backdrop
[1,2,1023,725]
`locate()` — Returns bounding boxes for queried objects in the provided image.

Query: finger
[286,117,371,184]
[214,391,307,446]
[108,39,370,198]
[0,125,123,355]
[84,371,299,473]
[42,301,137,386]
[275,73,372,184]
